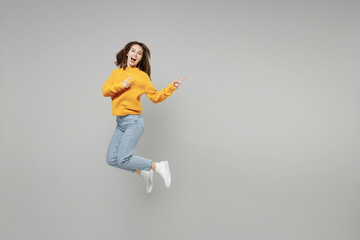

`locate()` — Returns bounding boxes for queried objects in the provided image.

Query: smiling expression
[127,44,143,68]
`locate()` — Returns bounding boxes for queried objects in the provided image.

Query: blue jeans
[106,114,153,172]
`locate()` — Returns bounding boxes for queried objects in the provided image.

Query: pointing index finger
[125,76,134,83]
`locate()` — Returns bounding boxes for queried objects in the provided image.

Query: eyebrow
[131,48,143,54]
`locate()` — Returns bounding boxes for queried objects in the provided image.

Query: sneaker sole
[147,170,154,193]
[164,161,171,188]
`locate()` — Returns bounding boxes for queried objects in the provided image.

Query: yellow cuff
[169,82,177,91]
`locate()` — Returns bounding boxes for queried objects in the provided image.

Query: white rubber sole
[164,161,171,188]
[147,170,154,193]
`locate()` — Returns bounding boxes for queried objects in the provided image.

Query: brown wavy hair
[114,41,151,78]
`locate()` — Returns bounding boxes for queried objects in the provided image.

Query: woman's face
[127,44,143,67]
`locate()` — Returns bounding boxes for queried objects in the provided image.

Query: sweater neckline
[125,67,139,71]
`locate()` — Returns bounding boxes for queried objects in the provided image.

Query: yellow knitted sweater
[102,67,176,115]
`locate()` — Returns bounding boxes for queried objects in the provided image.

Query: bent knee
[106,155,117,166]
[117,155,131,166]
[107,155,131,167]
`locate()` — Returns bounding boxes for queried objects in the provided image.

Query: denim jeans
[106,114,152,172]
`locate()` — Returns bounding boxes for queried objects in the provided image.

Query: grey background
[1,0,359,239]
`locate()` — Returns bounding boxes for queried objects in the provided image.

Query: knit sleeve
[102,70,125,97]
[145,79,176,104]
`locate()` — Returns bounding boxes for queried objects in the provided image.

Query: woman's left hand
[172,78,185,89]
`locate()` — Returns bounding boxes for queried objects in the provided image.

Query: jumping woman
[102,41,184,193]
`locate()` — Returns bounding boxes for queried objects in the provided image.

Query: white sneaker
[140,170,154,193]
[155,161,171,188]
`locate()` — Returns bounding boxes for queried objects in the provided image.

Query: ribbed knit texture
[103,67,176,115]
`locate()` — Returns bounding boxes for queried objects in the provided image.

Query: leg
[106,125,135,172]
[135,162,156,174]
[116,119,152,171]
[107,115,151,172]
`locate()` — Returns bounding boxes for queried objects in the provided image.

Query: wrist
[170,82,177,90]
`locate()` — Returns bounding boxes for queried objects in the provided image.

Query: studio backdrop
[1,0,359,239]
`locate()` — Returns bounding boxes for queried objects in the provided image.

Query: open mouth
[130,57,137,64]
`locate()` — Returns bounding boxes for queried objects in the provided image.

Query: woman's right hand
[172,78,185,89]
[123,76,133,88]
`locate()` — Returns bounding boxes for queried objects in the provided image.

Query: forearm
[146,83,176,103]
[102,83,124,97]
